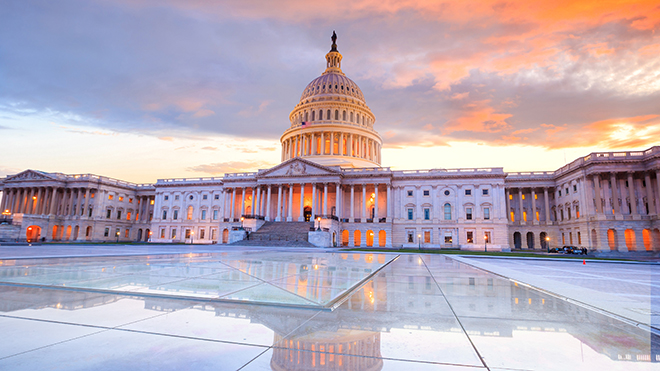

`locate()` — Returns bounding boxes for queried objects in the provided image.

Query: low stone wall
[308,231,330,247]
[0,224,21,242]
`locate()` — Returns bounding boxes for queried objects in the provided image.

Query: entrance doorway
[26,225,41,242]
[304,206,312,222]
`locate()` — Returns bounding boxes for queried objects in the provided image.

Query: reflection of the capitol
[1,254,658,369]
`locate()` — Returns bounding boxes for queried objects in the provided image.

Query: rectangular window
[534,194,538,199]
[407,231,414,243]
[126,212,131,221]
[465,189,472,196]
[104,227,109,237]
[108,194,114,200]
[185,229,191,239]
[423,190,430,196]
[186,207,193,220]
[202,194,208,200]
[213,210,218,220]
[214,194,220,200]
[482,189,489,196]
[523,211,527,222]
[509,194,513,200]
[124,229,129,238]
[566,188,569,195]
[573,185,577,192]
[173,210,178,220]
[484,208,490,220]
[510,211,515,222]
[423,208,430,220]
[118,196,124,202]
[106,209,112,219]
[129,198,133,203]
[201,210,207,220]
[562,233,565,245]
[200,229,205,239]
[485,231,491,243]
[175,195,179,201]
[164,195,169,201]
[171,228,177,239]
[116,210,122,220]
[558,190,562,196]
[466,208,472,220]
[467,231,474,243]
[162,210,167,220]
[407,208,413,220]
[444,232,452,244]
[424,231,431,243]
[577,231,582,244]
[160,228,165,238]
[211,229,217,240]
[536,211,540,221]
[407,190,413,197]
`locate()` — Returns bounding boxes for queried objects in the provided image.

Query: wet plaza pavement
[0,245,658,370]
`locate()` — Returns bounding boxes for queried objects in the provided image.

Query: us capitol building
[1,34,659,252]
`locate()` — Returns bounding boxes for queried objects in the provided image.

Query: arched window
[187,206,193,220]
[335,110,339,120]
[379,230,386,247]
[311,111,315,121]
[327,110,331,120]
[444,203,451,220]
[342,111,347,121]
[353,230,361,247]
[319,110,323,120]
[350,112,354,122]
[304,112,308,122]
[625,229,636,251]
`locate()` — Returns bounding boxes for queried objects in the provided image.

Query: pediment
[4,170,56,182]
[259,158,340,178]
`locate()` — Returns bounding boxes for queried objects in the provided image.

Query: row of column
[282,132,381,164]
[1,187,94,218]
[222,183,392,222]
[505,187,553,224]
[590,170,660,216]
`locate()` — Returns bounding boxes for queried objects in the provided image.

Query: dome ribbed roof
[300,72,365,102]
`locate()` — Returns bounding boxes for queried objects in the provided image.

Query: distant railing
[242,214,265,220]
[157,177,223,184]
[315,214,338,221]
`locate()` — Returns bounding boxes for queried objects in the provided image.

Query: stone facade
[1,34,659,251]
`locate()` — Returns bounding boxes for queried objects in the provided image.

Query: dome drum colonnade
[281,32,382,168]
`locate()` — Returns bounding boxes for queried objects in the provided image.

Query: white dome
[300,73,365,102]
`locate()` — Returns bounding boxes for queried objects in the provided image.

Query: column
[299,183,305,221]
[386,185,392,221]
[531,188,537,223]
[321,133,326,154]
[0,189,6,211]
[257,186,263,216]
[656,170,660,215]
[230,188,236,220]
[329,132,334,155]
[287,184,293,221]
[361,185,366,221]
[266,186,272,221]
[335,184,341,218]
[645,172,654,215]
[49,188,58,215]
[544,187,550,223]
[350,185,355,222]
[323,183,328,215]
[311,133,317,155]
[338,134,344,155]
[66,189,74,216]
[593,174,602,214]
[505,189,511,221]
[611,173,620,214]
[250,187,256,215]
[374,184,379,222]
[75,188,83,217]
[276,185,282,221]
[237,187,244,216]
[311,183,317,217]
[347,135,352,157]
[518,188,524,224]
[627,172,636,214]
[36,187,44,215]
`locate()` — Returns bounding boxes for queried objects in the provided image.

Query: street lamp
[418,234,421,250]
[545,236,550,253]
[190,230,194,245]
[484,234,488,252]
[316,217,321,231]
[116,231,119,243]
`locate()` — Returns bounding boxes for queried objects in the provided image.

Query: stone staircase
[230,221,316,247]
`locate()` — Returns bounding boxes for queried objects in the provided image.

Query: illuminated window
[126,212,131,221]
[160,228,165,238]
[108,195,114,200]
[510,211,515,222]
[509,194,513,200]
[171,228,177,238]
[124,229,129,238]
[523,211,527,222]
[467,231,474,243]
[129,198,133,203]
[187,206,193,220]
[577,231,582,244]
[185,229,191,239]
[118,196,124,202]
[576,206,580,218]
[485,231,491,243]
[424,231,431,243]
[522,194,525,200]
[150,200,154,205]
[444,232,452,244]
[536,211,540,221]
[534,194,537,199]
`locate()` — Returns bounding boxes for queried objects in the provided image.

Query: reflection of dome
[280,32,382,168]
[271,330,383,371]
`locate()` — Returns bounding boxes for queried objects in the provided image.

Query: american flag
[301,122,308,127]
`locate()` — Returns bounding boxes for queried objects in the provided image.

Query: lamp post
[418,234,421,250]
[116,231,119,243]
[545,236,550,253]
[190,230,194,245]
[484,234,488,252]
[316,217,321,231]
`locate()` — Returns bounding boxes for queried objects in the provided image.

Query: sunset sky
[1,0,659,183]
